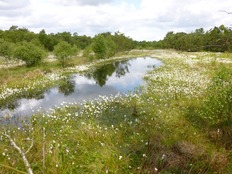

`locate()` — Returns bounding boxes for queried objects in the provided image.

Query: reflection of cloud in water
[17,99,43,111]
[106,57,161,92]
[72,75,95,85]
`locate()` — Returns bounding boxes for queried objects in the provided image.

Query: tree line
[0,25,231,67]
[137,25,232,52]
[0,26,135,67]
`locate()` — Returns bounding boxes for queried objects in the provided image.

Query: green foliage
[152,25,232,52]
[2,26,37,43]
[92,35,107,59]
[0,39,14,59]
[38,29,58,51]
[201,66,232,127]
[58,77,75,96]
[53,41,77,67]
[91,32,134,60]
[161,30,206,51]
[55,31,73,43]
[83,45,95,61]
[105,36,116,58]
[13,42,46,67]
[73,34,92,49]
[0,26,92,53]
[204,25,230,52]
[1,24,232,53]
[113,31,135,52]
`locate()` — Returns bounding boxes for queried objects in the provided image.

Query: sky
[0,0,232,41]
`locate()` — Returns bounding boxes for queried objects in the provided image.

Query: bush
[53,41,77,67]
[0,39,14,59]
[202,66,232,127]
[14,42,46,67]
[91,34,116,60]
[92,35,107,59]
[83,45,94,61]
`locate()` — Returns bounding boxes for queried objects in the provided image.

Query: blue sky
[0,0,232,41]
[113,0,141,8]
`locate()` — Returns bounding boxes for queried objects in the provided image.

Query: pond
[0,57,162,118]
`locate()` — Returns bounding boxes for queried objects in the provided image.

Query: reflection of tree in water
[85,60,130,86]
[115,61,130,78]
[58,78,75,96]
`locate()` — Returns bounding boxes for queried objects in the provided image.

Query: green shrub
[92,35,107,59]
[0,39,14,59]
[202,66,232,127]
[53,41,77,67]
[14,42,46,67]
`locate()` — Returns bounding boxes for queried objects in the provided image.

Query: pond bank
[0,57,162,118]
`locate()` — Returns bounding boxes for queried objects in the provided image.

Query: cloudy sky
[0,0,232,41]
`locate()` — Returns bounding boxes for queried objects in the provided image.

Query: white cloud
[0,0,31,18]
[0,0,232,41]
[0,0,29,10]
[47,0,113,6]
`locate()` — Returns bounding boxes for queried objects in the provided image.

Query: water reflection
[0,89,47,110]
[85,60,130,86]
[58,78,76,96]
[0,57,162,118]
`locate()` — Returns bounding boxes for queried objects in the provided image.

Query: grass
[1,50,232,173]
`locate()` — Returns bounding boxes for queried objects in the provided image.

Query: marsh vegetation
[0,49,232,173]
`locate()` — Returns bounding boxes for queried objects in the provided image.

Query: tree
[73,34,92,49]
[55,32,73,44]
[53,41,77,67]
[195,28,205,35]
[162,31,175,49]
[188,28,205,51]
[92,35,107,59]
[14,42,46,67]
[113,31,135,53]
[160,25,232,52]
[105,36,116,58]
[205,26,227,52]
[4,26,37,43]
[38,29,55,51]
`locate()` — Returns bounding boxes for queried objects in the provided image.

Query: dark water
[0,57,162,117]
